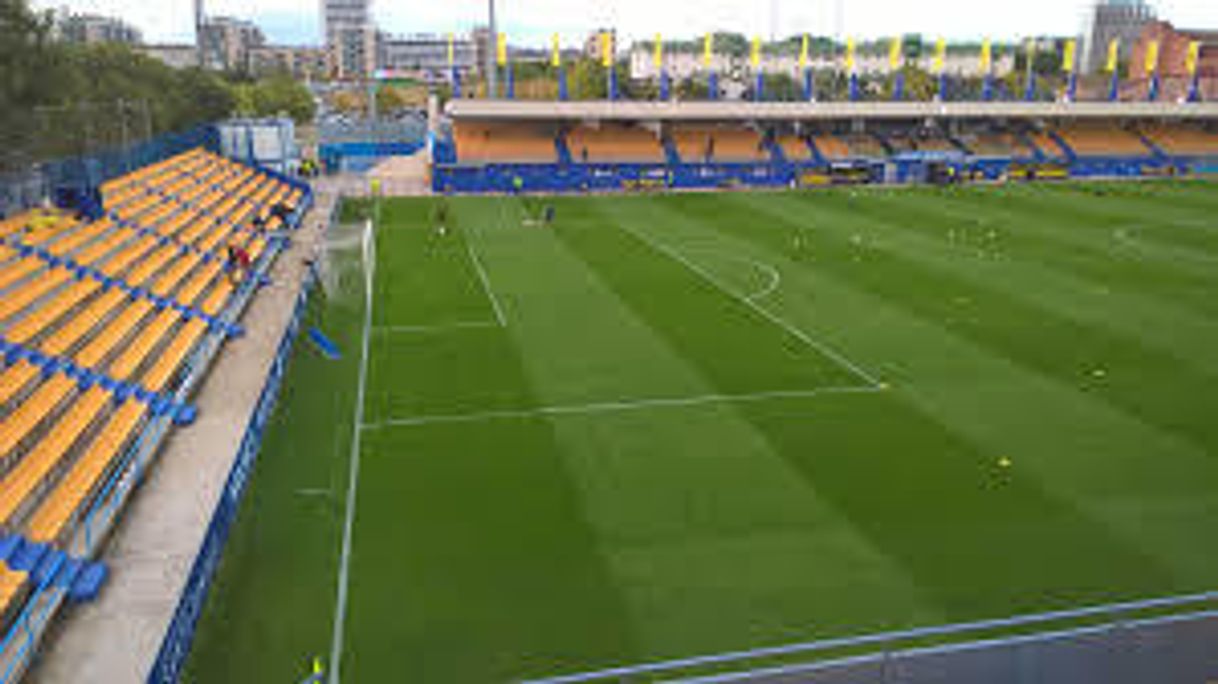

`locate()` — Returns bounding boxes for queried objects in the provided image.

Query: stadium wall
[431,156,1190,194]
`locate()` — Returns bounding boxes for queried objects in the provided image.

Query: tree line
[0,0,314,172]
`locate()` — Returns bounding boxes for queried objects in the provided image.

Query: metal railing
[526,590,1218,683]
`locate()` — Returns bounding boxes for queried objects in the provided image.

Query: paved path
[30,187,336,684]
[367,153,431,196]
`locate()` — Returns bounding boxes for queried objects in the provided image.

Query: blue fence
[0,125,219,218]
[319,141,425,174]
[148,250,319,683]
[433,153,1194,194]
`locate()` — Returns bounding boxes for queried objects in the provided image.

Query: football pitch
[188,181,1218,682]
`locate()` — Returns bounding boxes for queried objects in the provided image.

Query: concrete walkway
[30,187,337,683]
[367,153,432,196]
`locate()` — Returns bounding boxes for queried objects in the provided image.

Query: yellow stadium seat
[0,562,29,628]
[455,123,559,163]
[0,376,74,456]
[0,387,109,526]
[569,125,664,163]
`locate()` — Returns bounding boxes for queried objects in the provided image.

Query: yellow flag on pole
[551,33,561,67]
[889,36,903,69]
[496,33,507,66]
[703,33,713,68]
[751,35,761,69]
[932,38,946,74]
[845,36,856,72]
[1061,38,1076,74]
[979,38,992,73]
[1144,40,1159,75]
[654,33,663,69]
[1186,41,1200,76]
[600,31,613,68]
[446,33,454,67]
[799,34,809,70]
[1105,38,1119,73]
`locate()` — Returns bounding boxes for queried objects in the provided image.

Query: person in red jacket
[226,243,253,284]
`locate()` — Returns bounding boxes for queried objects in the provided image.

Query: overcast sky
[32,0,1218,47]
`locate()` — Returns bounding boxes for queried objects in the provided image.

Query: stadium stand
[433,100,1218,192]
[777,134,813,161]
[1056,124,1152,157]
[672,126,768,163]
[566,124,664,163]
[453,123,557,163]
[812,135,852,160]
[840,134,889,159]
[959,131,1037,158]
[1144,125,1218,157]
[1026,131,1067,159]
[899,131,960,153]
[0,145,308,678]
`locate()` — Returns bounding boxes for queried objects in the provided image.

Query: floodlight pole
[486,0,498,98]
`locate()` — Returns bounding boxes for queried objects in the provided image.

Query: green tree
[250,73,315,123]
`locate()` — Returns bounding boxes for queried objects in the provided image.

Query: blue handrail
[526,589,1218,683]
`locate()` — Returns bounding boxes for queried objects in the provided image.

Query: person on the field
[433,201,450,235]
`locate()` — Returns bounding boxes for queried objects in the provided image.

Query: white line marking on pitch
[672,246,782,302]
[740,256,781,302]
[465,240,507,327]
[295,488,334,498]
[618,222,884,388]
[362,386,883,430]
[377,321,499,334]
[329,218,375,684]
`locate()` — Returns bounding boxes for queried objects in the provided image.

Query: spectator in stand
[226,242,253,284]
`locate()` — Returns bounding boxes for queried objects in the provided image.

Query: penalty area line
[361,385,884,431]
[465,240,507,327]
[617,222,884,389]
[376,321,500,334]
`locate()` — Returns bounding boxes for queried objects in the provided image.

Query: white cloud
[33,0,1218,48]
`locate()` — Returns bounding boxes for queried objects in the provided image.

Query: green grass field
[188,181,1218,683]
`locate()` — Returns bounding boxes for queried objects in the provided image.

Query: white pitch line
[676,246,781,302]
[328,218,375,684]
[377,321,499,334]
[619,223,884,388]
[741,256,782,302]
[295,488,334,498]
[465,240,507,327]
[362,386,883,430]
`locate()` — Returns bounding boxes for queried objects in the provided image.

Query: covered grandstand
[433,100,1218,192]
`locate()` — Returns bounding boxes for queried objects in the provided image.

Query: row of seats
[672,128,768,163]
[1143,126,1218,156]
[453,123,557,164]
[0,147,302,637]
[451,122,1218,164]
[960,133,1037,158]
[568,125,665,163]
[1056,125,1152,157]
[0,562,27,630]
